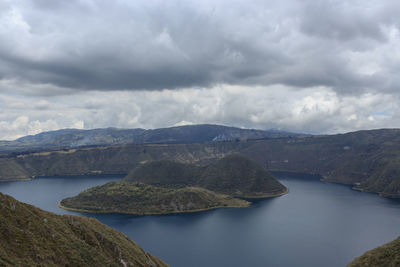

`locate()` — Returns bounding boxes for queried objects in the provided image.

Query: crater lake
[1,173,400,267]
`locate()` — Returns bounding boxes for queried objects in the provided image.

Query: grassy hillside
[0,158,30,180]
[125,160,202,188]
[60,181,250,215]
[199,154,287,197]
[125,154,287,198]
[0,193,168,267]
[348,237,400,267]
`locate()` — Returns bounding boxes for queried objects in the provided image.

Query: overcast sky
[1,0,400,140]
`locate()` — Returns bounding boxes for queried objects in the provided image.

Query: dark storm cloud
[299,0,386,42]
[0,0,400,94]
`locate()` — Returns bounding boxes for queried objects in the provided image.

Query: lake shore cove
[59,154,288,215]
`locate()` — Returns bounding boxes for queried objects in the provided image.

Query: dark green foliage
[0,193,168,267]
[125,154,287,198]
[348,236,400,267]
[199,154,286,197]
[126,161,202,188]
[60,182,250,215]
[60,154,284,215]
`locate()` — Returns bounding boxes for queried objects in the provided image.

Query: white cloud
[0,85,399,140]
[0,0,399,139]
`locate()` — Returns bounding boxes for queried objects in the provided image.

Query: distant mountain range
[1,128,400,200]
[0,124,306,155]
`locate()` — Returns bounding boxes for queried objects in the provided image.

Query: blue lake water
[1,173,400,267]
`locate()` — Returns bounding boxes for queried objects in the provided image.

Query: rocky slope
[0,193,168,266]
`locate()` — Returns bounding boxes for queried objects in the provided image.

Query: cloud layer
[1,86,398,140]
[0,0,400,139]
[1,0,400,93]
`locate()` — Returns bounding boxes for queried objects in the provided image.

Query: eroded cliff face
[0,192,169,267]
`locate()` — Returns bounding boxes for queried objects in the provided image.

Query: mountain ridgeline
[59,154,287,215]
[0,124,304,155]
[0,193,168,266]
[1,127,400,198]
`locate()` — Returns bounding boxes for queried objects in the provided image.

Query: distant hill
[0,124,305,155]
[0,193,168,266]
[125,154,288,198]
[59,154,286,215]
[348,236,400,267]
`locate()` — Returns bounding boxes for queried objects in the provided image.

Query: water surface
[1,173,400,267]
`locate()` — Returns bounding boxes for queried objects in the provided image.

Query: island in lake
[59,154,288,215]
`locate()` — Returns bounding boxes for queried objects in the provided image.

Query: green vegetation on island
[0,193,168,267]
[60,182,250,215]
[126,154,287,198]
[348,236,400,267]
[59,154,286,215]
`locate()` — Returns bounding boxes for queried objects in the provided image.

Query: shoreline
[237,187,289,199]
[58,201,251,216]
[57,187,288,216]
[0,177,32,182]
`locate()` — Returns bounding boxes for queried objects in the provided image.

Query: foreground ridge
[0,193,168,267]
[348,236,400,267]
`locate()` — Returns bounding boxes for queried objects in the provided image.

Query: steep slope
[241,129,400,198]
[126,161,202,188]
[348,237,400,267]
[0,158,30,180]
[0,193,168,267]
[125,154,287,198]
[59,182,250,215]
[199,154,287,197]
